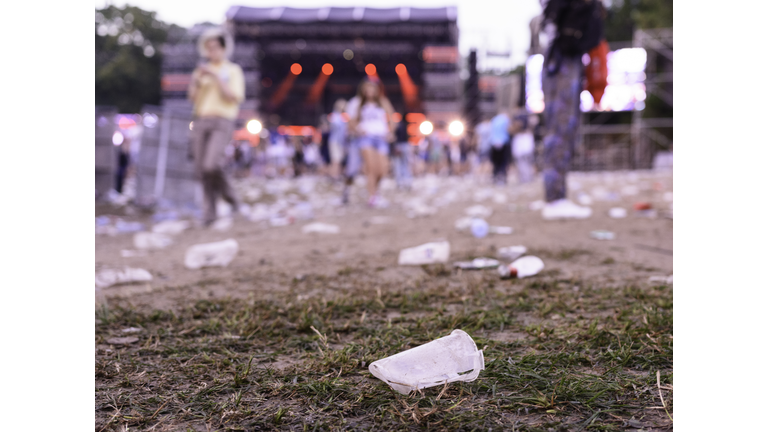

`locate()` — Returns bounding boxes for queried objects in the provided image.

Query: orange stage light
[365,64,377,75]
[291,63,302,75]
[395,64,407,76]
[322,63,334,75]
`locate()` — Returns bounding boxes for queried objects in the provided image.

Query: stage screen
[525,48,647,113]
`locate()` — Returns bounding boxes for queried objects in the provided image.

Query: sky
[96,0,543,70]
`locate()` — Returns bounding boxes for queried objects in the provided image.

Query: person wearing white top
[346,79,396,207]
[511,114,538,184]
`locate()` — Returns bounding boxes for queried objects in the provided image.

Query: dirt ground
[96,170,671,311]
[95,169,672,431]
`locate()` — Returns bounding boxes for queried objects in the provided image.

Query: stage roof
[226,6,458,24]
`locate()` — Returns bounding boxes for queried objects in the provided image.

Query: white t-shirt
[346,97,388,137]
[512,132,535,157]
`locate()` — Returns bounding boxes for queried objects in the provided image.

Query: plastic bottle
[398,241,450,265]
[184,239,239,269]
[498,256,545,279]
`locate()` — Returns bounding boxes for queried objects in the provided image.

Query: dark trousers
[490,143,511,183]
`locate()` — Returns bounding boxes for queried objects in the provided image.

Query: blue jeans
[357,135,390,155]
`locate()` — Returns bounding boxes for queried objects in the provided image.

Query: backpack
[585,40,609,105]
[545,0,605,56]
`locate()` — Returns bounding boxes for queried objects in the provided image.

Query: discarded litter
[120,249,147,258]
[368,329,485,395]
[529,200,545,211]
[633,202,653,211]
[184,239,239,269]
[636,209,658,219]
[498,246,527,261]
[454,217,474,232]
[454,257,500,269]
[152,220,191,235]
[121,327,143,333]
[398,241,450,265]
[95,267,152,288]
[590,230,616,240]
[576,193,593,206]
[211,217,233,231]
[302,222,340,234]
[115,220,145,234]
[106,337,139,345]
[369,216,392,225]
[498,256,545,279]
[649,275,673,284]
[470,218,489,238]
[269,215,294,227]
[465,204,493,218]
[133,232,173,250]
[489,226,513,235]
[608,207,628,219]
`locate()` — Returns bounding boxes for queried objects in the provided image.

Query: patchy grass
[96,268,673,431]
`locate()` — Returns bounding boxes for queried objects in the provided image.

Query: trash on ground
[590,230,616,240]
[368,329,485,395]
[184,239,239,269]
[398,241,450,265]
[152,220,191,235]
[454,217,474,232]
[95,267,153,288]
[633,202,653,211]
[663,191,673,202]
[133,232,173,250]
[269,215,294,227]
[498,256,545,279]
[621,185,640,196]
[498,246,527,261]
[636,209,658,219]
[120,249,147,258]
[489,226,513,235]
[121,327,143,333]
[464,204,493,218]
[470,218,489,238]
[576,193,593,206]
[648,275,673,284]
[528,200,545,211]
[609,207,628,219]
[211,217,233,231]
[454,257,500,269]
[115,220,145,234]
[106,337,139,345]
[302,222,340,234]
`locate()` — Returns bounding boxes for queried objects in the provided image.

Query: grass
[96,265,672,431]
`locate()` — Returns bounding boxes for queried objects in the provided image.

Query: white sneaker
[542,199,593,220]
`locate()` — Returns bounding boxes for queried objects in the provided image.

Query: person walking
[511,114,538,184]
[489,110,512,185]
[346,78,395,208]
[538,0,605,219]
[392,110,413,190]
[187,27,245,226]
[328,99,348,180]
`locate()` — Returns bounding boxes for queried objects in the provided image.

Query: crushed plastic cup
[454,217,474,232]
[368,329,485,395]
[211,217,233,231]
[465,204,493,218]
[454,257,500,269]
[590,230,616,240]
[608,208,628,219]
[498,245,527,261]
[398,241,450,265]
[470,218,489,238]
[184,239,239,269]
[133,232,173,250]
[95,267,152,289]
[489,226,513,235]
[302,222,340,234]
[152,220,191,235]
[498,256,545,279]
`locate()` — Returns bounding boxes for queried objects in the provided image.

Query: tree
[95,6,184,112]
[603,0,672,43]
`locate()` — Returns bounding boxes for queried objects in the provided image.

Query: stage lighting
[247,120,262,134]
[112,131,124,146]
[291,63,302,75]
[365,64,377,75]
[322,63,333,75]
[448,120,464,136]
[419,121,433,135]
[395,63,407,75]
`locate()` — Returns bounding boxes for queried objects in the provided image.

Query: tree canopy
[95,5,185,113]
